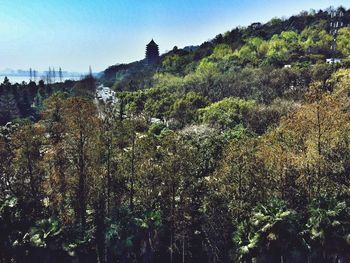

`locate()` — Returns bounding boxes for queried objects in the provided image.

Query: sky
[0,0,348,73]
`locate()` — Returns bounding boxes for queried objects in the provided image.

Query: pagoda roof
[147,39,158,46]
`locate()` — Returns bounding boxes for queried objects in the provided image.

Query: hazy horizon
[1,0,348,72]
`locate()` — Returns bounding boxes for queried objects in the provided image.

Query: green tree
[337,27,350,58]
[169,91,209,127]
[306,196,350,261]
[199,97,255,129]
[233,199,304,263]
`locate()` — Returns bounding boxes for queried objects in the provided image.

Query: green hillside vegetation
[1,6,350,263]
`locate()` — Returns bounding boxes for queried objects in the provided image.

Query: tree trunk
[78,130,86,230]
[130,129,135,211]
[95,197,106,263]
[316,104,322,195]
[182,234,185,263]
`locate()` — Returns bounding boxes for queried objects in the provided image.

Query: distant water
[0,75,82,84]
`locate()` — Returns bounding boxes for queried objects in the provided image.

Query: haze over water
[0,76,82,84]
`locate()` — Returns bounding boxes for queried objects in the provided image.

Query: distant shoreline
[0,75,82,84]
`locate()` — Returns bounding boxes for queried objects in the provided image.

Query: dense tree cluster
[1,67,350,262]
[0,75,96,126]
[0,77,79,125]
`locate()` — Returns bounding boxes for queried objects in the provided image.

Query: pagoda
[145,39,159,65]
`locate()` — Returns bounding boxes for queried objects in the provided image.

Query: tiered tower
[145,39,159,65]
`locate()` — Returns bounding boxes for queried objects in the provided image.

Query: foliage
[337,27,350,58]
[199,97,255,129]
[169,91,209,127]
[305,195,350,258]
[233,199,303,262]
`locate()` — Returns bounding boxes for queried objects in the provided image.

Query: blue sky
[0,0,348,72]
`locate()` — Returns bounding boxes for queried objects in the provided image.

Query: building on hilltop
[145,39,159,65]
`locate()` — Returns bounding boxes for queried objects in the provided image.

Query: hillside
[96,7,350,133]
[101,6,350,91]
